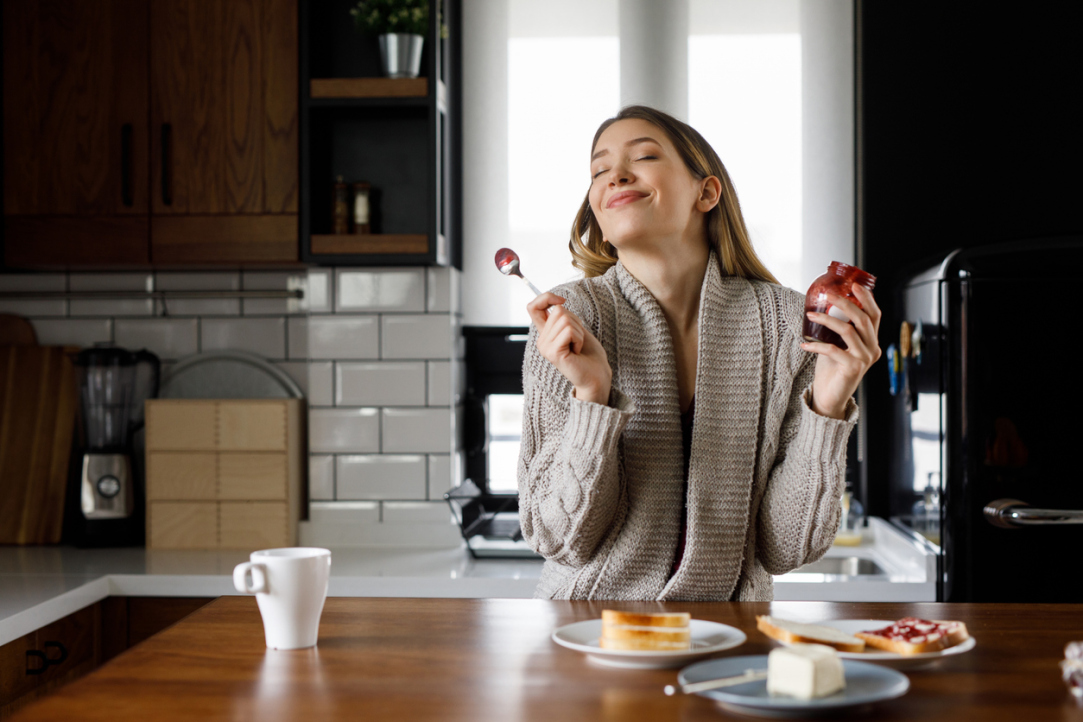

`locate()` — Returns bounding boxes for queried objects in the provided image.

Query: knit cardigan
[517,253,858,601]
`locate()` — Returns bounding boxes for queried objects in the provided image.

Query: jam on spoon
[495,248,543,296]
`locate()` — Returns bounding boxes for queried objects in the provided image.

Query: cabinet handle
[121,124,134,207]
[25,641,69,675]
[161,123,173,206]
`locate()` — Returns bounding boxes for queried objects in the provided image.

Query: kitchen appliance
[888,237,1083,602]
[64,346,159,547]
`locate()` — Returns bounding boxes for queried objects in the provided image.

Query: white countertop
[0,518,937,647]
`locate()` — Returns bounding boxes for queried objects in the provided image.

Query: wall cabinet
[299,0,461,267]
[2,0,298,268]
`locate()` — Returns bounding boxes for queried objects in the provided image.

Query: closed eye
[637,155,657,161]
[592,168,608,179]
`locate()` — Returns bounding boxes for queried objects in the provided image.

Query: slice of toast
[756,615,865,653]
[600,610,692,651]
[856,619,948,654]
[897,618,969,648]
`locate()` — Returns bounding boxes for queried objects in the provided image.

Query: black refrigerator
[888,237,1083,602]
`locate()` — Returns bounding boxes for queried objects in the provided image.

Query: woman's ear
[696,176,722,213]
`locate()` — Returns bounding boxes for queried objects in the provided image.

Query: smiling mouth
[607,191,647,209]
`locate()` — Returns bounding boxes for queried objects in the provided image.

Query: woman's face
[588,118,708,252]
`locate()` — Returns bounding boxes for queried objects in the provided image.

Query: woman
[518,106,881,601]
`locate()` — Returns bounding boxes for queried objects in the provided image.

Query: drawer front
[0,628,40,708]
[219,502,288,549]
[218,402,287,451]
[147,452,216,500]
[148,502,218,549]
[145,402,216,451]
[218,453,287,500]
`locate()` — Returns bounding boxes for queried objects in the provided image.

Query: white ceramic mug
[233,547,331,650]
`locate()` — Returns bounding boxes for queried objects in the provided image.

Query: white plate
[679,655,909,718]
[551,619,746,669]
[783,619,976,670]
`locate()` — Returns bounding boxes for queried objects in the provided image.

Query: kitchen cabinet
[299,0,461,267]
[2,0,150,266]
[2,0,298,269]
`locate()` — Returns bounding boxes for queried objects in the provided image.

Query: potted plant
[350,0,430,79]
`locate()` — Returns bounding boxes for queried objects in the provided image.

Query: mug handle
[233,562,267,594]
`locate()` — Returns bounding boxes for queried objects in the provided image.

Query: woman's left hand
[800,284,882,420]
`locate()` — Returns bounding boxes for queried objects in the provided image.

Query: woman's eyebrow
[591,137,661,162]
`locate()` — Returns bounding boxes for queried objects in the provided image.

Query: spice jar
[351,182,371,234]
[332,176,349,234]
[803,262,876,349]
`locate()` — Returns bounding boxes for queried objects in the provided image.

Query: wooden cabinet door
[2,0,150,267]
[149,0,299,263]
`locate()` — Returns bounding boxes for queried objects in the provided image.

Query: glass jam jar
[803,262,877,349]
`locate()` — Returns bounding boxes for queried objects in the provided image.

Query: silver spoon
[495,248,543,296]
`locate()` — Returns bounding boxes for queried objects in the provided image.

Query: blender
[64,346,159,546]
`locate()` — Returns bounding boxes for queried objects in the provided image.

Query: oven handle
[984,498,1083,528]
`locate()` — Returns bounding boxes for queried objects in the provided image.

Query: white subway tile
[426,267,460,313]
[336,362,426,407]
[427,361,451,406]
[31,319,112,348]
[154,272,241,316]
[114,318,198,360]
[308,501,379,524]
[242,271,306,315]
[309,408,380,453]
[428,454,453,499]
[69,273,153,291]
[305,269,332,314]
[298,316,379,360]
[69,299,155,316]
[335,268,424,313]
[0,274,66,292]
[304,362,334,406]
[201,317,286,360]
[309,455,335,501]
[382,501,453,525]
[381,314,451,359]
[336,455,427,500]
[382,408,452,453]
[273,361,312,400]
[155,271,241,291]
[0,299,67,317]
[0,277,68,315]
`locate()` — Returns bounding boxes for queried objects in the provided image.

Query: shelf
[310,78,427,99]
[310,234,428,255]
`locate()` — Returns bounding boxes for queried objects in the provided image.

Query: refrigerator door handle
[984,498,1083,528]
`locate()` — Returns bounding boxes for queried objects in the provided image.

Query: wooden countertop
[11,598,1083,721]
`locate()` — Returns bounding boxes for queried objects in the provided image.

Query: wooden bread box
[145,399,304,550]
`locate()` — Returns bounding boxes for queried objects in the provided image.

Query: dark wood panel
[310,234,428,255]
[9,598,1083,722]
[309,78,428,99]
[2,0,148,216]
[263,0,300,214]
[151,0,298,216]
[126,598,214,648]
[3,217,150,268]
[151,215,298,263]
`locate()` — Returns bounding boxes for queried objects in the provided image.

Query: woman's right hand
[527,293,612,406]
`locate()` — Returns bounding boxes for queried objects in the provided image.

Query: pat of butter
[766,643,846,699]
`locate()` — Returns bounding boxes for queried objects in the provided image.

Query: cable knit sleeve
[756,296,859,576]
[516,287,636,568]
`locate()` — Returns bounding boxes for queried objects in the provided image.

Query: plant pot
[378,33,425,79]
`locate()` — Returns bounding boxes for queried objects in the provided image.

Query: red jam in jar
[803,262,877,349]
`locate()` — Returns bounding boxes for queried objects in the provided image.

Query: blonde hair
[569,105,779,284]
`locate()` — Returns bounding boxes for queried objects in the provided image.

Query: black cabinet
[300,0,461,268]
